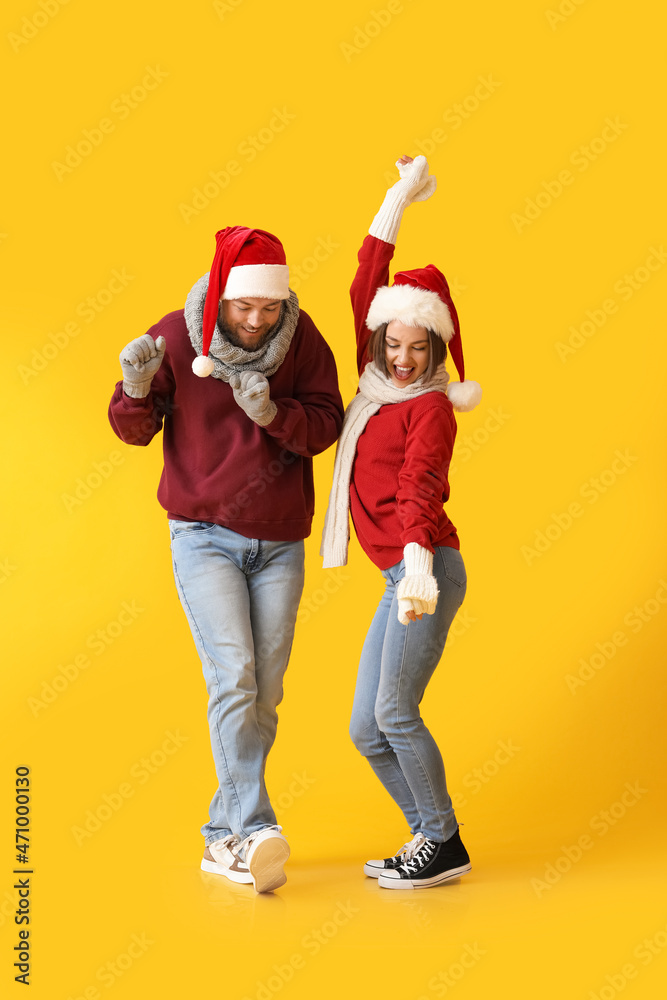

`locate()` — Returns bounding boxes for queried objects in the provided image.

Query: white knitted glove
[120,334,166,398]
[229,371,277,427]
[369,155,437,245]
[397,542,439,625]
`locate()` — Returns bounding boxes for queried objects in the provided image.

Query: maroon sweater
[349,236,460,570]
[108,308,343,541]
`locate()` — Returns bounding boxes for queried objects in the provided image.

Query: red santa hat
[365,265,482,411]
[192,226,291,376]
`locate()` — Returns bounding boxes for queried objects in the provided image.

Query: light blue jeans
[349,546,467,843]
[169,520,305,845]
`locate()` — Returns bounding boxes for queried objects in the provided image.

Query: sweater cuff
[396,574,439,614]
[368,188,408,245]
[252,400,278,427]
[123,379,152,399]
[403,542,433,577]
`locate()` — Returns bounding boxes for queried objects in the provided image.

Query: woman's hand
[394,154,437,203]
[396,543,439,625]
[369,154,437,245]
[398,597,428,625]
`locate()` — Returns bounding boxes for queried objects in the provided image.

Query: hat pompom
[192,355,214,377]
[446,380,482,412]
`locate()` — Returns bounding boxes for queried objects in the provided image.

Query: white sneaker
[240,826,290,893]
[201,835,252,884]
[363,832,426,878]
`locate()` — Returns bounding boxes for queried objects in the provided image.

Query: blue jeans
[169,521,305,845]
[349,546,467,842]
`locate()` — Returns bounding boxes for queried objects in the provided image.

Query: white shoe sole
[378,862,471,889]
[200,857,253,884]
[247,836,290,893]
[363,862,393,878]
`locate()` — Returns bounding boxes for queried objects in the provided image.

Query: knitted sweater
[108,308,343,541]
[349,235,460,570]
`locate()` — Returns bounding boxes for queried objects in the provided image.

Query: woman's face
[385,321,430,388]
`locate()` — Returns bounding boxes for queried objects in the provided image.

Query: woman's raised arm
[350,155,437,374]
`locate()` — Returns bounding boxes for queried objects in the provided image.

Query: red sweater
[108,308,343,541]
[349,235,460,570]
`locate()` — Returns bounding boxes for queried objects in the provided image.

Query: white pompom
[192,355,214,377]
[446,380,482,412]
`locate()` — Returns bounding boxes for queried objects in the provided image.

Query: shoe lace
[398,832,426,862]
[399,838,436,874]
[238,824,283,854]
[211,834,238,850]
[209,834,249,868]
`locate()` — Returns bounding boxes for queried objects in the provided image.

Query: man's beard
[217,306,282,351]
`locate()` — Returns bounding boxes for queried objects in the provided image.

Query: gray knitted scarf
[184,273,300,382]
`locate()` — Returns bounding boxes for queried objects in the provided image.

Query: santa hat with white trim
[192,226,291,376]
[366,264,482,411]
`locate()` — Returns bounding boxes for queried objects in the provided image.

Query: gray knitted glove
[229,371,277,427]
[119,334,166,398]
[369,155,437,245]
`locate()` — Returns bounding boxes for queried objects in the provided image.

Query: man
[108,226,343,892]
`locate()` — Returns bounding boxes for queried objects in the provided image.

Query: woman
[321,155,481,889]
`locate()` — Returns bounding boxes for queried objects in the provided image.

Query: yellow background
[2,0,666,997]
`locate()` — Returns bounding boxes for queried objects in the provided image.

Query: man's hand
[229,371,278,427]
[119,334,166,398]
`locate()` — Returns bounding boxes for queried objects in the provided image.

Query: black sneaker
[377,828,471,889]
[363,832,426,878]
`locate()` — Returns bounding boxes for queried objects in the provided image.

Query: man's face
[219,297,283,351]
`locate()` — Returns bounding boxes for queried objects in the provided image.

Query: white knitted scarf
[320,361,450,568]
[184,273,300,382]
